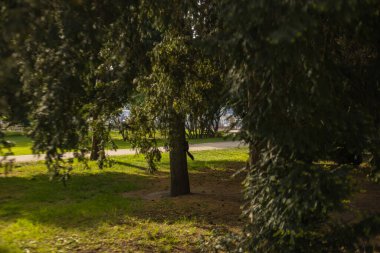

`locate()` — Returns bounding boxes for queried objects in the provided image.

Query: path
[6,141,247,163]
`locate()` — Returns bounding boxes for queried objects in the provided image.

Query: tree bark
[249,142,259,169]
[90,134,100,160]
[169,113,190,196]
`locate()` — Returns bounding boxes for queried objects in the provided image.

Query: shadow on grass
[0,156,246,230]
[189,159,246,172]
[0,172,157,229]
[113,161,147,171]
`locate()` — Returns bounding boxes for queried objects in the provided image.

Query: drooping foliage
[210,0,380,251]
[1,0,146,177]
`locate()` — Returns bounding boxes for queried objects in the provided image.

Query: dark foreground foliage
[215,0,380,251]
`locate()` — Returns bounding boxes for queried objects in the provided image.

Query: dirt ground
[122,166,380,251]
[123,165,246,230]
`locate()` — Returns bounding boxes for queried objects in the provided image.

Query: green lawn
[5,131,233,156]
[3,132,34,156]
[0,148,248,252]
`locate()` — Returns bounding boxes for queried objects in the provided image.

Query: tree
[185,78,226,139]
[2,0,223,196]
[130,34,218,196]
[0,0,31,172]
[184,1,226,140]
[0,0,146,177]
[128,0,223,196]
[211,0,380,251]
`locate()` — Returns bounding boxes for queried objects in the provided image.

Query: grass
[0,148,248,252]
[5,131,233,156]
[2,132,33,156]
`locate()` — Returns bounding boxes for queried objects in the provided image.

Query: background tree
[184,0,226,140]
[185,72,226,139]
[128,0,223,196]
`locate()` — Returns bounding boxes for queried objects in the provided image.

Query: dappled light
[1,0,380,252]
[0,149,247,252]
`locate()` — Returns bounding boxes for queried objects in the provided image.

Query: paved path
[6,141,247,163]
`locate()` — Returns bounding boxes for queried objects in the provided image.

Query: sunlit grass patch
[5,131,234,156]
[0,148,248,252]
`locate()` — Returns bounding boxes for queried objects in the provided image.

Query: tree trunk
[249,142,259,169]
[90,134,100,160]
[169,113,190,196]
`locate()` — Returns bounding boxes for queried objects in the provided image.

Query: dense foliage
[1,0,380,251]
[213,0,380,251]
[1,0,145,175]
